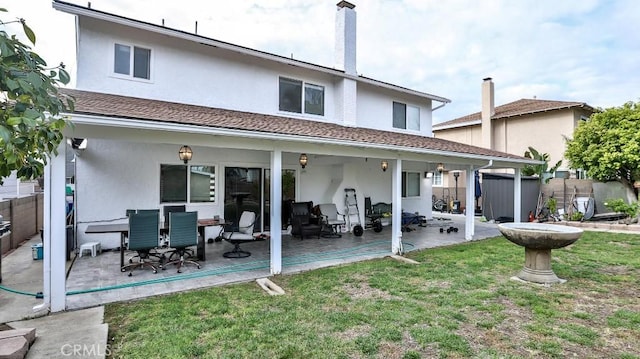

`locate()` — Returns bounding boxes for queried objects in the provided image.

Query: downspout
[465,160,493,240]
[471,160,493,172]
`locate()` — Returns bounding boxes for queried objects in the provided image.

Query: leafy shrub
[569,212,584,221]
[604,199,640,218]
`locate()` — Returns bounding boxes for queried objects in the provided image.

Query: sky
[3,0,639,124]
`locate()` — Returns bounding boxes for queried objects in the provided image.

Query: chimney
[335,1,357,75]
[481,77,495,149]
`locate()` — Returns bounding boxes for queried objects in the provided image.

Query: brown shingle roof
[433,98,595,130]
[60,89,528,161]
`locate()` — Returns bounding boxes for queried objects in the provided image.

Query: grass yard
[105,231,640,358]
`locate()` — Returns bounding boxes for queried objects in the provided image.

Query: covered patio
[65,214,501,310]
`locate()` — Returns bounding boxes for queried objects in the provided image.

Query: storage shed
[481,173,540,222]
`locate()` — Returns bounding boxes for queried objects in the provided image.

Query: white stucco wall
[357,83,433,137]
[75,17,435,136]
[75,136,434,247]
[75,139,275,248]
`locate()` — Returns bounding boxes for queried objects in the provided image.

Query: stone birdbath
[498,222,583,284]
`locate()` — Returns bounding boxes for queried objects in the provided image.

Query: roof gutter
[433,119,481,131]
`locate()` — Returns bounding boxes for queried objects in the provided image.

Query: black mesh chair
[163,205,186,228]
[290,201,322,240]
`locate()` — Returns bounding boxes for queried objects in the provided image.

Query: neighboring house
[41,1,537,312]
[432,78,595,212]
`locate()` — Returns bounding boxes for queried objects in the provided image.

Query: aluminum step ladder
[344,188,363,236]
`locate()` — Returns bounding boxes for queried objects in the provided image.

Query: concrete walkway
[8,307,108,359]
[0,236,107,358]
[0,235,49,324]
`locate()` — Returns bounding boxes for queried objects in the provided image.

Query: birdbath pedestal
[498,223,583,284]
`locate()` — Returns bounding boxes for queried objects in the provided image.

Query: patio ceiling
[60,89,539,168]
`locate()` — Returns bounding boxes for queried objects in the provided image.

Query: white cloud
[4,0,639,123]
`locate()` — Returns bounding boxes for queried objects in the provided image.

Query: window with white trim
[393,101,420,131]
[279,77,324,116]
[432,171,443,186]
[160,164,215,203]
[114,43,151,80]
[402,171,421,197]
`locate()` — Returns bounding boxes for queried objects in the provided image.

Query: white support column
[465,166,475,240]
[269,150,282,275]
[514,168,522,222]
[391,159,402,254]
[42,141,67,312]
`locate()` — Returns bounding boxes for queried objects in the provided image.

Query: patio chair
[290,201,322,240]
[122,212,161,276]
[125,209,164,263]
[318,203,346,238]
[163,205,186,228]
[162,205,186,248]
[221,211,258,258]
[163,211,201,273]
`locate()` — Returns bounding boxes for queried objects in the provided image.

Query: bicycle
[432,194,447,212]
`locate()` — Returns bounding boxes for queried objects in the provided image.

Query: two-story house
[41,1,537,312]
[432,78,595,213]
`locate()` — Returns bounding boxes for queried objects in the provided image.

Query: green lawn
[105,231,640,358]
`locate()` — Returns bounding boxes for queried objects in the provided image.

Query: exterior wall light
[381,160,388,172]
[436,163,444,173]
[179,145,193,164]
[299,153,308,168]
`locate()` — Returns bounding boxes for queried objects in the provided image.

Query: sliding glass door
[224,167,262,231]
[225,167,296,232]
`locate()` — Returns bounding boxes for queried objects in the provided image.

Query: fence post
[9,198,15,250]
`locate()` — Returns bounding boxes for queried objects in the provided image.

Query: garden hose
[1,240,415,297]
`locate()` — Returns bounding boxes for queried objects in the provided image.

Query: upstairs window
[393,102,420,131]
[114,43,151,80]
[279,77,324,116]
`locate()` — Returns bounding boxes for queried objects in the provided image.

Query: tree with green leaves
[521,146,562,183]
[0,8,73,184]
[565,101,640,199]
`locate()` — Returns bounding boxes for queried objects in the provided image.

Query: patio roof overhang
[60,89,542,169]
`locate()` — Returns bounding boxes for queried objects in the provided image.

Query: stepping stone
[256,278,285,295]
[0,336,28,359]
[0,328,36,346]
